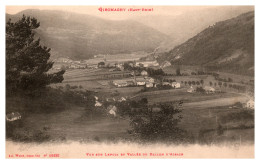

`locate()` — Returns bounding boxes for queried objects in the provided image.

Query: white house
[187,86,195,93]
[141,70,148,76]
[95,101,102,107]
[172,82,181,89]
[204,86,215,93]
[161,61,171,68]
[162,82,171,86]
[118,97,127,102]
[6,112,21,122]
[246,99,254,109]
[137,80,146,86]
[146,82,154,88]
[107,105,117,117]
[148,77,155,83]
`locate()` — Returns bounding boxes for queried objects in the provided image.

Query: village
[45,54,255,119]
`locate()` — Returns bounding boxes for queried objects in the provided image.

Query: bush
[129,102,193,143]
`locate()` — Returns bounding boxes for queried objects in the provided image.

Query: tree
[218,82,222,88]
[98,62,105,68]
[188,81,192,86]
[129,102,190,142]
[209,81,213,86]
[6,15,65,94]
[200,80,204,86]
[223,83,227,88]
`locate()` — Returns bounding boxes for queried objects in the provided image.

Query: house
[187,86,195,93]
[94,96,99,100]
[6,112,21,122]
[116,64,124,71]
[136,77,146,86]
[118,97,127,102]
[172,82,181,89]
[141,70,148,76]
[137,81,146,86]
[95,101,102,107]
[162,82,171,86]
[107,105,117,117]
[246,99,254,109]
[161,61,171,68]
[147,77,155,83]
[146,82,154,88]
[117,82,128,87]
[204,86,215,93]
[113,80,129,87]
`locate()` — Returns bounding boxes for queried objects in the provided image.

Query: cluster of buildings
[93,96,128,117]
[112,70,182,89]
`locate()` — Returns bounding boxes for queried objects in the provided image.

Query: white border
[0,0,259,164]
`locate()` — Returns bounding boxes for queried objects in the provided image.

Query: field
[14,106,131,142]
[9,65,254,145]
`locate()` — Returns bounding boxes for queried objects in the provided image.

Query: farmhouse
[6,112,21,122]
[187,86,195,93]
[141,70,148,76]
[147,77,155,83]
[162,82,171,86]
[107,105,117,117]
[246,99,254,109]
[146,82,154,88]
[172,82,181,88]
[113,79,134,87]
[118,97,127,102]
[137,81,146,86]
[161,61,171,68]
[95,101,102,107]
[204,86,215,93]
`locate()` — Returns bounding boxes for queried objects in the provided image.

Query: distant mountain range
[157,11,254,75]
[6,9,169,60]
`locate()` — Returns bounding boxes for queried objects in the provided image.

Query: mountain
[6,9,169,60]
[157,11,254,75]
[134,6,254,56]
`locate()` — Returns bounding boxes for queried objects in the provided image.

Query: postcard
[5,5,255,159]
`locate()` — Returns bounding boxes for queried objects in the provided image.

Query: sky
[5,6,224,20]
